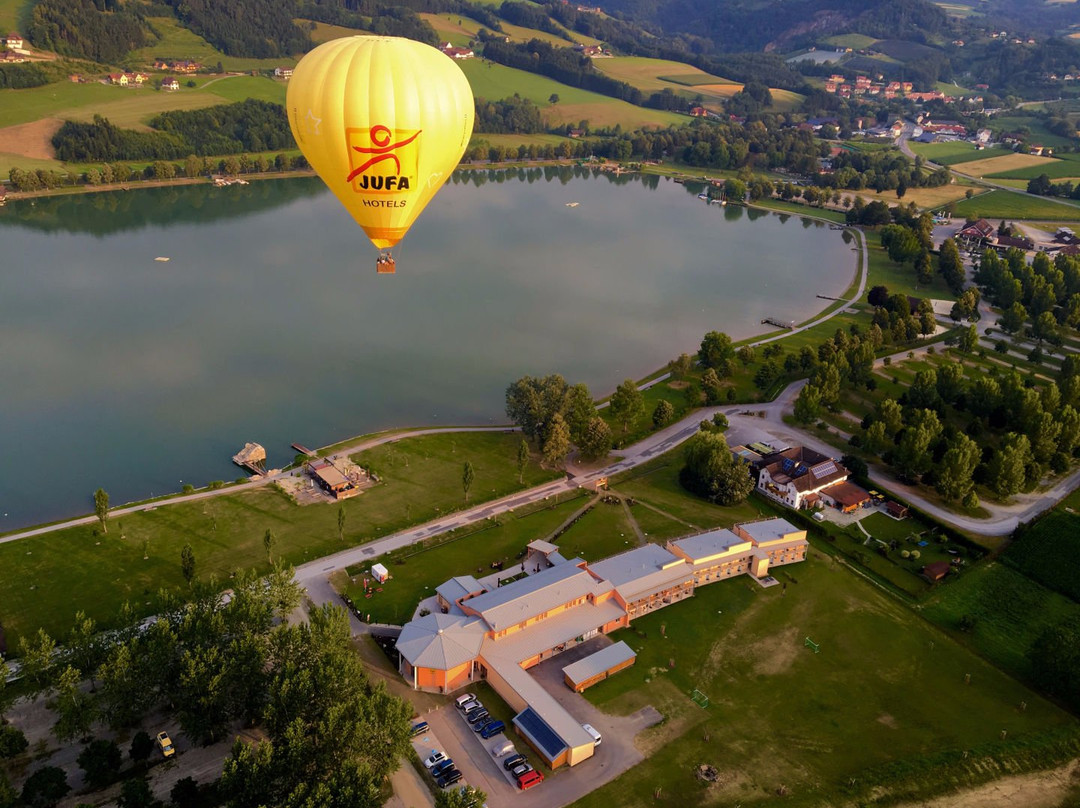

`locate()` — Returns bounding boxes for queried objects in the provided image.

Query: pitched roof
[588,544,692,603]
[821,480,871,507]
[395,613,486,671]
[463,560,604,631]
[669,528,749,564]
[761,447,849,492]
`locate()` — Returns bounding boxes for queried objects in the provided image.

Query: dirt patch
[892,759,1080,808]
[666,380,689,390]
[0,118,62,161]
[876,713,898,729]
[746,625,801,677]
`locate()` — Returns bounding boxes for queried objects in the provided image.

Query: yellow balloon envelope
[286,36,474,250]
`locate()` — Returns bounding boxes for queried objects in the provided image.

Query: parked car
[466,709,490,725]
[471,716,493,733]
[511,763,533,779]
[517,770,544,790]
[454,693,477,709]
[156,731,175,758]
[410,721,429,737]
[459,699,481,714]
[503,753,527,771]
[480,720,505,739]
[431,759,455,777]
[424,750,447,769]
[490,740,515,758]
[436,768,463,788]
[582,723,602,746]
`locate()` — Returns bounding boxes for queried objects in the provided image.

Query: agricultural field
[848,182,977,211]
[593,56,734,94]
[420,12,570,48]
[990,116,1080,150]
[820,33,878,49]
[947,152,1059,177]
[457,59,686,129]
[469,132,573,151]
[302,19,373,44]
[131,16,296,72]
[953,189,1080,220]
[0,431,558,648]
[986,151,1080,180]
[1004,507,1080,602]
[908,141,1007,166]
[0,0,28,32]
[574,545,1078,808]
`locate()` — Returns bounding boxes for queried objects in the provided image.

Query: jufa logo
[346,125,421,193]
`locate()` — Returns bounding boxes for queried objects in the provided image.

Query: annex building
[395,518,808,768]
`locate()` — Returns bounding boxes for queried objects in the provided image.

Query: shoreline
[0,180,864,537]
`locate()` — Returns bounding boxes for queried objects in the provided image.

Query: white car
[424,750,448,769]
[582,723,602,746]
[454,693,477,709]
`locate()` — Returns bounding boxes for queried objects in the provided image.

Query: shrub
[0,726,28,759]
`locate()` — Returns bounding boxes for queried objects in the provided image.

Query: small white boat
[697,192,709,200]
[154,257,170,262]
[565,202,579,207]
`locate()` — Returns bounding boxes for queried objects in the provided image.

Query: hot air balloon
[286,36,475,273]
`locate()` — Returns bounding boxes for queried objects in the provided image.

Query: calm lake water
[0,168,855,529]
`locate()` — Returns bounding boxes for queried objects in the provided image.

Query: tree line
[163,0,310,57]
[1,564,412,807]
[51,100,295,163]
[474,95,544,134]
[975,245,1080,335]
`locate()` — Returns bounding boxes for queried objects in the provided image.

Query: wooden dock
[291,443,317,457]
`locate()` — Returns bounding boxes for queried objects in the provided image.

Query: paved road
[0,425,517,546]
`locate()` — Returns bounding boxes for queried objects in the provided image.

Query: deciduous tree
[609,379,643,434]
[462,461,474,503]
[93,488,109,534]
[541,413,571,468]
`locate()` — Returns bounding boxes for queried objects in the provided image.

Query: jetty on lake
[232,442,267,476]
[761,316,795,330]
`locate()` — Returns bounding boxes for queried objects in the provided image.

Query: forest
[474,95,544,134]
[27,0,150,62]
[51,100,295,162]
[164,0,310,57]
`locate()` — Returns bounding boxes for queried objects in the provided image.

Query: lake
[0,167,855,530]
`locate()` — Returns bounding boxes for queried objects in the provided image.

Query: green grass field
[572,548,1077,808]
[908,141,1008,166]
[342,495,587,624]
[0,0,28,32]
[1003,508,1080,602]
[0,81,123,129]
[820,33,878,49]
[593,56,732,93]
[458,59,686,129]
[990,116,1080,151]
[133,16,296,71]
[0,431,558,649]
[986,151,1080,180]
[922,561,1080,681]
[952,189,1080,221]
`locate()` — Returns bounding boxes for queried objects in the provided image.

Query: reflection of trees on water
[451,164,662,190]
[0,177,326,236]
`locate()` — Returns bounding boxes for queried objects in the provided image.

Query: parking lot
[412,637,662,808]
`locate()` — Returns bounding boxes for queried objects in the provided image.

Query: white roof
[372,562,389,577]
[589,544,692,602]
[670,529,749,562]
[738,518,803,546]
[465,560,604,631]
[395,613,486,671]
[562,641,636,686]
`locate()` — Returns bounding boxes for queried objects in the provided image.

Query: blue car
[480,720,505,739]
[431,759,455,777]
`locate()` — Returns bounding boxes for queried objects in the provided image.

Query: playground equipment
[804,637,820,654]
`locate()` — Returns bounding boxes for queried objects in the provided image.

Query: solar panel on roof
[813,460,837,477]
[514,708,568,760]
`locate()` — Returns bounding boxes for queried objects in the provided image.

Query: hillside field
[133,16,297,71]
[909,141,1008,165]
[593,56,734,93]
[458,59,685,128]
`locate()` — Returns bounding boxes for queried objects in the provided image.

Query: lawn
[552,498,640,562]
[0,0,28,32]
[572,549,1078,808]
[0,431,558,649]
[470,132,573,151]
[341,495,586,624]
[0,81,122,128]
[752,199,847,223]
[953,189,1080,221]
[593,56,732,93]
[907,141,999,166]
[63,86,233,129]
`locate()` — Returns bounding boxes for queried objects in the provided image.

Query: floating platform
[761,316,795,330]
